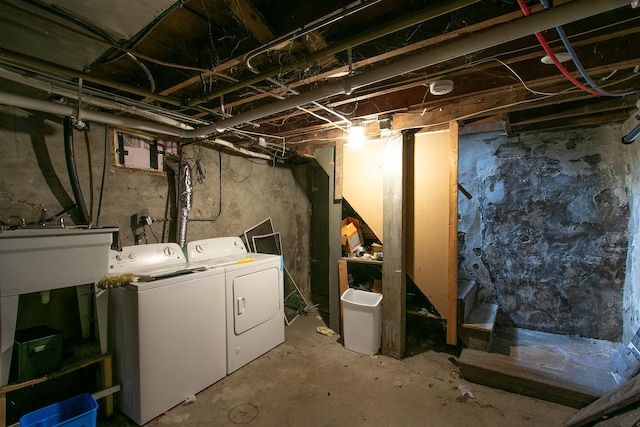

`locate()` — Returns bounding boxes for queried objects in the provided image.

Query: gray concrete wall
[458,124,630,341]
[0,106,311,329]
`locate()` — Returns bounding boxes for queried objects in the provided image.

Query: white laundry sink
[0,227,117,386]
[0,227,117,297]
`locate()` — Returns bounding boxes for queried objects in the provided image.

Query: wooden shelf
[0,342,113,427]
[341,257,382,265]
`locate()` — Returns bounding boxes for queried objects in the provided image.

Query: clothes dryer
[187,237,284,374]
[108,243,226,425]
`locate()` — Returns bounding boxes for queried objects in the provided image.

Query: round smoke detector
[429,79,454,96]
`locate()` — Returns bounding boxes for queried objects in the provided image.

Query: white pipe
[0,67,195,129]
[210,138,272,160]
[0,0,631,141]
[0,90,193,137]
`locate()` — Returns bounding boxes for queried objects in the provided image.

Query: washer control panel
[109,243,186,272]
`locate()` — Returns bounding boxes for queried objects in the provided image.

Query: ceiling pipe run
[0,47,183,107]
[0,90,190,137]
[0,0,631,141]
[193,0,631,136]
[189,0,481,106]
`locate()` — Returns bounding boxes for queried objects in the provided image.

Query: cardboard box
[341,217,363,253]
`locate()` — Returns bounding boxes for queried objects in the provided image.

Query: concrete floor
[99,313,640,427]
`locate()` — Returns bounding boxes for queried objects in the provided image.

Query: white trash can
[341,289,383,355]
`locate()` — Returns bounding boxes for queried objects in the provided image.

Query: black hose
[95,124,108,227]
[64,117,91,225]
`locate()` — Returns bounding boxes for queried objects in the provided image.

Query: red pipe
[516,0,601,96]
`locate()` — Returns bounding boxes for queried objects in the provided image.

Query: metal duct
[164,153,192,247]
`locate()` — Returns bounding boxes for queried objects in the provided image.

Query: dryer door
[232,266,280,334]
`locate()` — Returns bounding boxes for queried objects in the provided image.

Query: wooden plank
[457,281,478,324]
[459,348,613,408]
[100,355,114,417]
[566,374,640,427]
[229,0,274,44]
[462,302,498,332]
[381,133,406,358]
[409,129,452,319]
[447,121,458,345]
[343,138,384,242]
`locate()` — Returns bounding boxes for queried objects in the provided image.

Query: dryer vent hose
[165,153,192,247]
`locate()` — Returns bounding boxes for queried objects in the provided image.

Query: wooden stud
[447,121,459,345]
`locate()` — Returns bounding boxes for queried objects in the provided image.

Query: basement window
[114,130,178,172]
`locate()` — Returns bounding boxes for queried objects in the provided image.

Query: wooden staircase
[455,283,620,408]
[457,281,499,351]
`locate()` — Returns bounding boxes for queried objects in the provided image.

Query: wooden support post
[381,133,407,358]
[446,121,459,345]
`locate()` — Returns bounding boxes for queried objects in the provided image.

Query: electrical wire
[145,223,159,243]
[515,0,601,96]
[537,0,639,97]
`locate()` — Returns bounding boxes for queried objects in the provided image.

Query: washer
[187,237,284,374]
[108,243,226,425]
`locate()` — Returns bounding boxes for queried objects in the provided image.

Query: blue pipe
[539,0,639,97]
[622,121,640,144]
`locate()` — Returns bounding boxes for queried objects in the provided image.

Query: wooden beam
[447,121,459,346]
[381,133,406,358]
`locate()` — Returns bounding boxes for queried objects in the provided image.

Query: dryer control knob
[195,244,204,253]
[115,254,123,261]
[127,252,136,260]
[164,246,175,256]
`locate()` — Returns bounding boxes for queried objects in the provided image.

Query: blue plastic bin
[19,393,98,427]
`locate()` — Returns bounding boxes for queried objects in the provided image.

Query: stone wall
[458,124,630,341]
[622,112,640,343]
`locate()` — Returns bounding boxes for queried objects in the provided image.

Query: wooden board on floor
[566,374,640,427]
[459,347,619,408]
